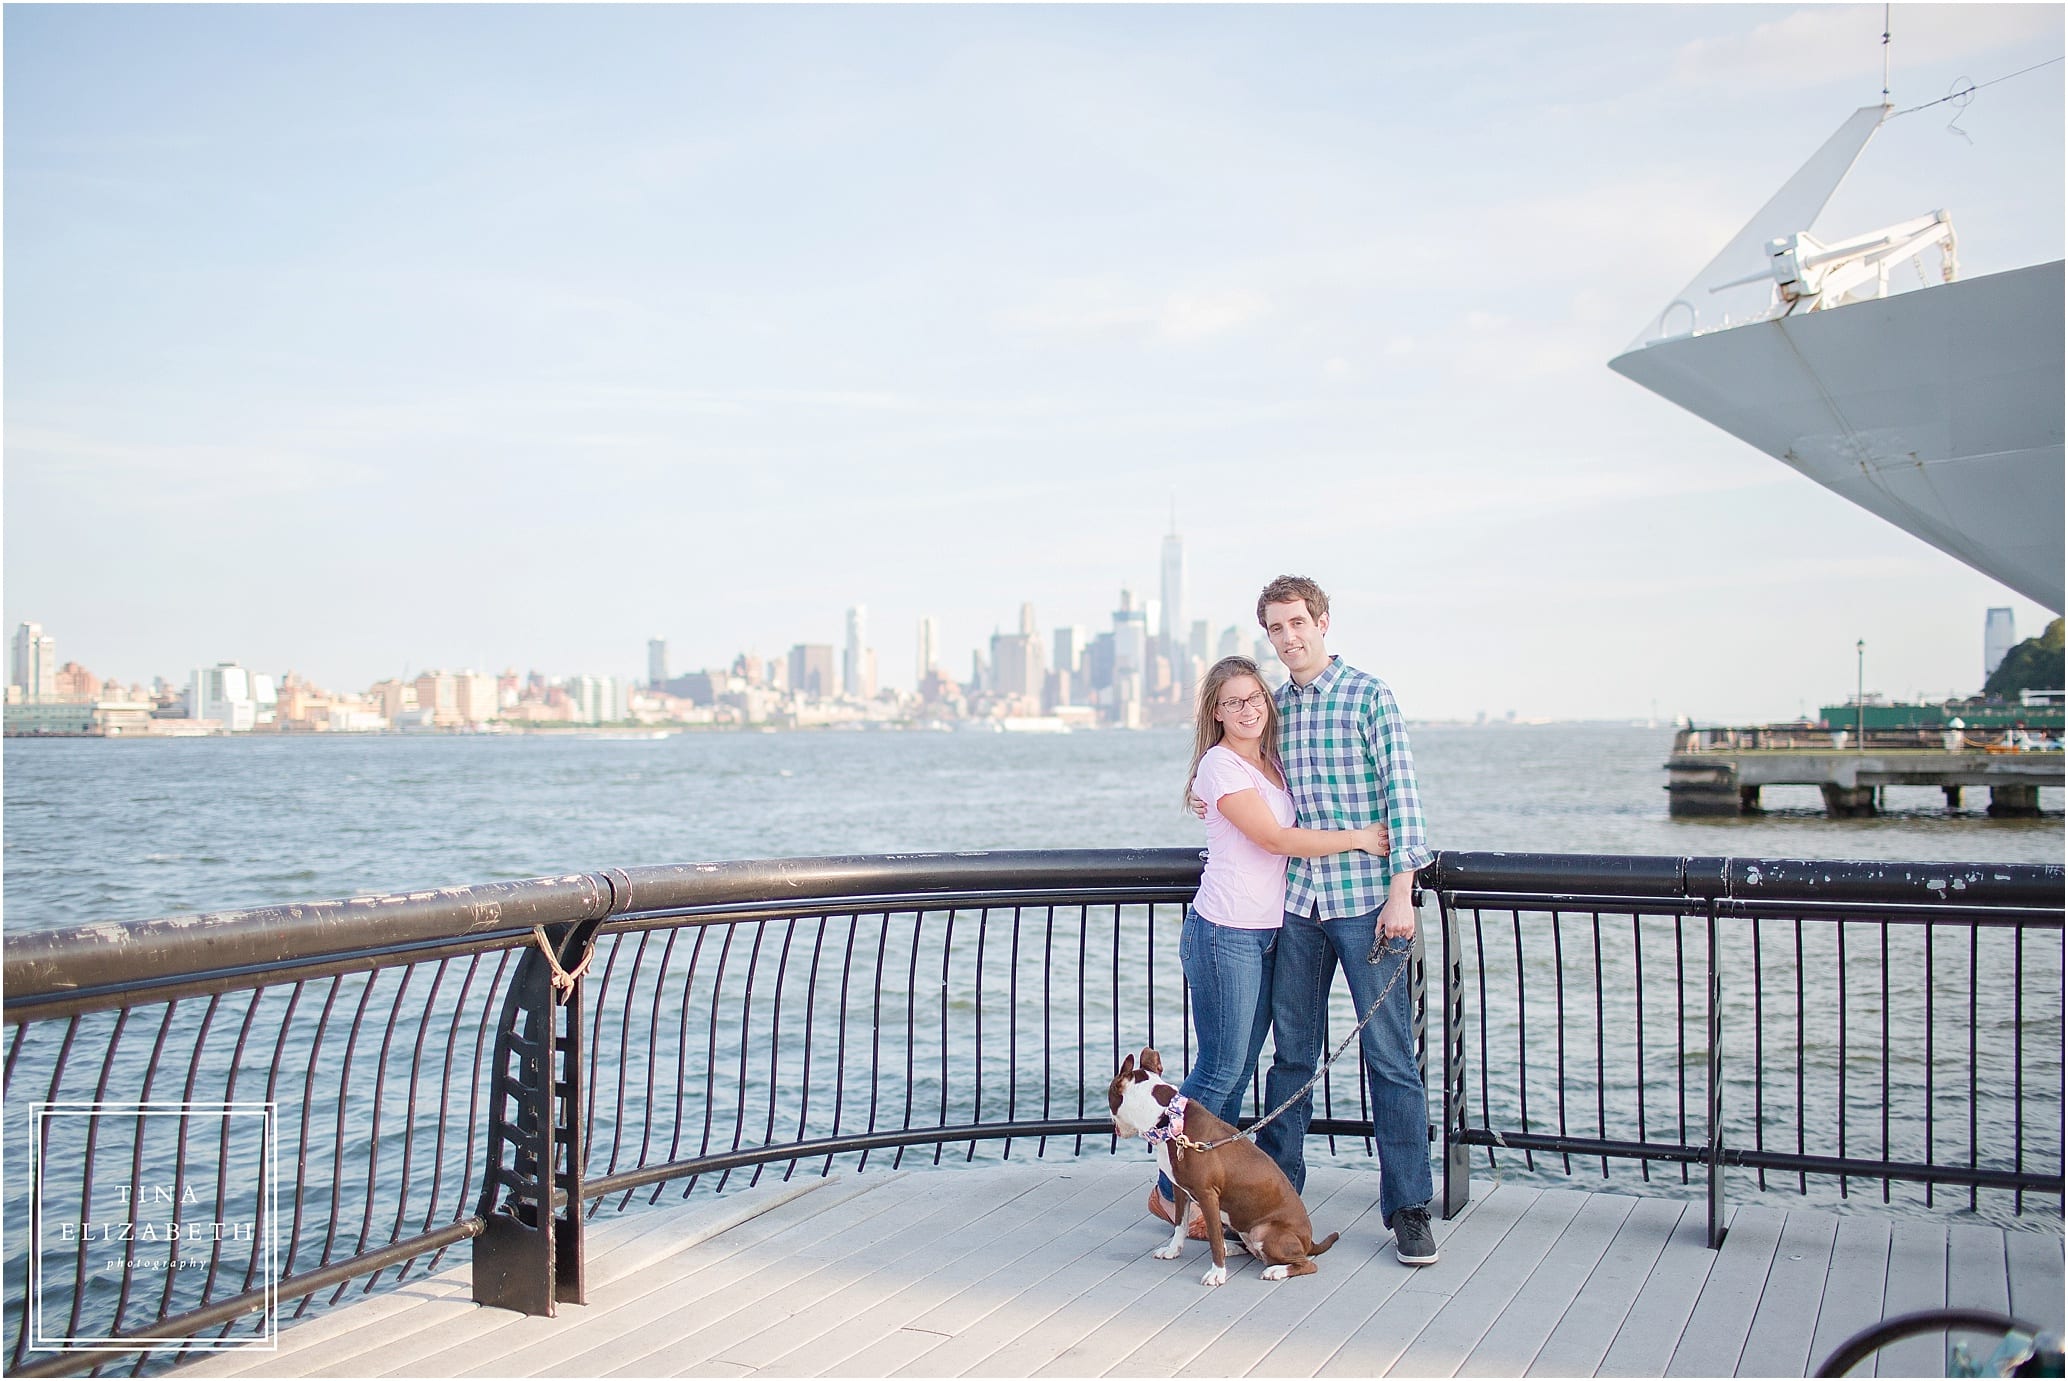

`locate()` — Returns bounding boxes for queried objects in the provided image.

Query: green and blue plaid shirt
[1276,655,1433,919]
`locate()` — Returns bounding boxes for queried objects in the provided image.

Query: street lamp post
[1856,639,1865,751]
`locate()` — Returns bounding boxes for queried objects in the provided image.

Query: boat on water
[1609,104,2065,612]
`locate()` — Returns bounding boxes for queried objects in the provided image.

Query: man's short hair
[1257,575,1330,628]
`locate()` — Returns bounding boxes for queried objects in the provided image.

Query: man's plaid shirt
[1276,656,1434,919]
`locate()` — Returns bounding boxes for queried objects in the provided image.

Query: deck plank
[724,1165,1131,1376]
[1875,1218,1949,1379]
[444,1173,919,1378]
[1593,1202,1725,1377]
[1736,1208,1839,1377]
[1664,1204,1784,1377]
[1350,1188,1592,1378]
[1254,1182,1541,1377]
[1526,1197,1687,1378]
[564,1170,1018,1377]
[1802,1215,1892,1378]
[2005,1227,2065,1335]
[1456,1190,1637,1376]
[1103,1172,1381,1378]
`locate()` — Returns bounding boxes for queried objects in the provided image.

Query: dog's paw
[1152,1243,1182,1260]
[1262,1264,1291,1281]
[1200,1264,1227,1287]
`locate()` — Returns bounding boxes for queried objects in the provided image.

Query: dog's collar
[1142,1094,1188,1145]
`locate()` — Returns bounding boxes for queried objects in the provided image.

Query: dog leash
[1168,940,1414,1156]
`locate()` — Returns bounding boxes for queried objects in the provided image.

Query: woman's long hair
[1183,656,1280,805]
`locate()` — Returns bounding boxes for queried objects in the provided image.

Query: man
[1250,573,1439,1266]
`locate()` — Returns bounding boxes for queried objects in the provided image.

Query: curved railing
[3,849,2061,1375]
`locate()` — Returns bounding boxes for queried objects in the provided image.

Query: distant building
[789,644,837,700]
[648,638,669,688]
[843,606,866,700]
[990,627,1044,702]
[1985,608,2017,682]
[917,616,940,684]
[1218,625,1243,658]
[52,661,100,700]
[11,622,56,701]
[368,678,418,722]
[415,671,459,727]
[455,670,497,725]
[1160,528,1184,647]
[1052,625,1085,681]
[191,663,258,732]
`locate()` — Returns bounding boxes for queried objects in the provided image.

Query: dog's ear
[1140,1048,1163,1075]
[1118,1054,1135,1077]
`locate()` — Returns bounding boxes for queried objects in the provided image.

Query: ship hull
[1610,260,2065,611]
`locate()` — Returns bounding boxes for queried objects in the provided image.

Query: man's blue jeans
[1254,907,1433,1225]
[1160,909,1275,1198]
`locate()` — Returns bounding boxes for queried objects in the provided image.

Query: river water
[4,724,2061,930]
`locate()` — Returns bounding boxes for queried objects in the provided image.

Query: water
[5,724,2061,930]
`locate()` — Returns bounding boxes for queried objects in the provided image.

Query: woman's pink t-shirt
[1191,743,1296,929]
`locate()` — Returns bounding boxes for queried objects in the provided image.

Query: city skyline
[5,6,2061,722]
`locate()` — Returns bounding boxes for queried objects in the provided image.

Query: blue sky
[6,3,2062,721]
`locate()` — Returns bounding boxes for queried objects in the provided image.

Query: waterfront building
[414,671,459,727]
[190,663,258,732]
[51,661,100,699]
[647,638,668,688]
[787,644,836,700]
[11,622,56,701]
[1218,624,1242,658]
[368,678,418,722]
[1986,608,2017,681]
[454,671,497,726]
[570,675,622,725]
[990,625,1044,703]
[497,669,521,709]
[251,673,277,727]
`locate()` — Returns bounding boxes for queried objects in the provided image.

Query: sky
[5,3,2062,724]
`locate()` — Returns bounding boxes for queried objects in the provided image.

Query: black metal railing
[1427,853,2065,1246]
[3,849,2061,1374]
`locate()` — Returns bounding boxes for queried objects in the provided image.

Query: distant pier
[1665,724,2063,817]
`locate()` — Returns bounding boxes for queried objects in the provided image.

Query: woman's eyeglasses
[1216,691,1269,714]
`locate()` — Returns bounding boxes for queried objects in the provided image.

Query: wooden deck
[178,1161,2064,1378]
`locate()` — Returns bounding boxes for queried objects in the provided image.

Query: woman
[1149,655,1388,1233]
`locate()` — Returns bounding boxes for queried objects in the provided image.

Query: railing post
[1434,886,1471,1220]
[1706,901,1726,1248]
[472,920,600,1314]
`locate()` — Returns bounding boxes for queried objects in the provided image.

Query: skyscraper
[11,622,55,701]
[1985,608,2017,681]
[843,605,866,700]
[1160,518,1184,647]
[918,615,940,683]
[647,638,669,688]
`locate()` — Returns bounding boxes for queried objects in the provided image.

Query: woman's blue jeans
[1160,909,1276,1198]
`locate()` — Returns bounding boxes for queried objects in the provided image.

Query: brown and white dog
[1108,1048,1338,1286]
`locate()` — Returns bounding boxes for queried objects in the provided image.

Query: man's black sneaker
[1390,1205,1438,1265]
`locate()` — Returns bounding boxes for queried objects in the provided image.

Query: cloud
[1671,5,2060,91]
